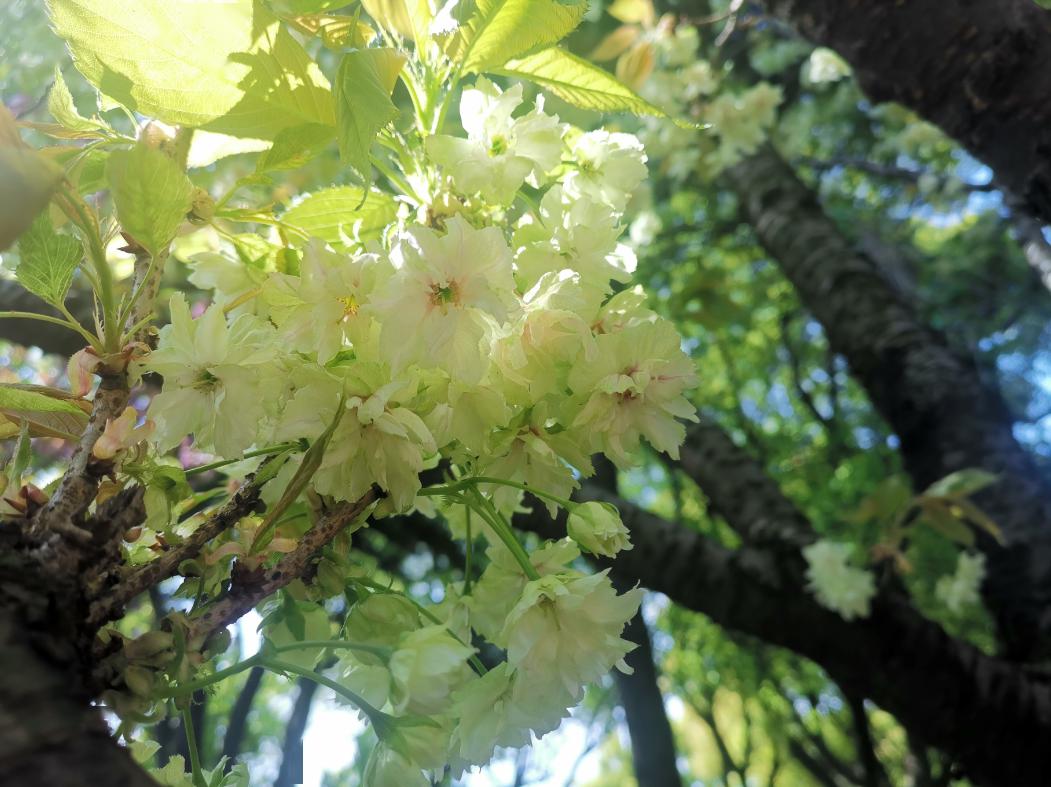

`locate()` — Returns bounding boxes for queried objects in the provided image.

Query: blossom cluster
[631,24,783,179]
[935,552,986,615]
[802,540,877,621]
[142,78,698,780]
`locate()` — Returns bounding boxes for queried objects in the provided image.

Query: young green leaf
[454,0,588,73]
[256,123,336,172]
[924,468,999,500]
[0,107,64,251]
[335,48,406,184]
[106,144,194,256]
[47,66,109,134]
[361,0,431,47]
[496,47,681,122]
[0,384,89,441]
[16,214,83,306]
[48,0,334,139]
[280,186,398,245]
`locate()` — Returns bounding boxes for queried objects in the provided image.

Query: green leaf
[917,499,976,547]
[496,47,680,122]
[335,48,405,184]
[267,0,347,12]
[48,66,108,134]
[256,123,335,172]
[454,0,588,73]
[924,468,999,499]
[0,107,64,252]
[48,0,334,140]
[262,595,330,669]
[361,0,431,46]
[106,144,194,256]
[16,213,83,306]
[280,186,398,245]
[0,384,89,441]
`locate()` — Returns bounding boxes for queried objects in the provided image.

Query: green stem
[464,506,473,594]
[468,488,541,581]
[59,187,117,351]
[181,705,207,787]
[0,311,101,350]
[185,442,300,476]
[421,475,576,512]
[163,640,391,696]
[260,656,389,728]
[371,153,419,203]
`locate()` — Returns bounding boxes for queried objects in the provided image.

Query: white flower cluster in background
[802,540,877,621]
[143,78,698,782]
[935,552,986,615]
[633,22,783,179]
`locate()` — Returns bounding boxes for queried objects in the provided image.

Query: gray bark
[758,0,1051,225]
[725,146,1051,659]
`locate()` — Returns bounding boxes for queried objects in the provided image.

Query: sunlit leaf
[15,213,83,306]
[106,143,194,255]
[335,48,405,184]
[496,47,677,122]
[280,186,398,245]
[453,0,588,73]
[48,0,334,139]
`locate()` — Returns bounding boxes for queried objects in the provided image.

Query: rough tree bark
[756,0,1051,225]
[724,146,1051,660]
[514,416,1051,787]
[0,529,155,786]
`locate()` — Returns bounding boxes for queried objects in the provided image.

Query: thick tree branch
[845,693,889,787]
[0,531,156,786]
[676,414,813,547]
[724,145,1051,658]
[87,463,274,629]
[758,0,1051,224]
[187,489,378,648]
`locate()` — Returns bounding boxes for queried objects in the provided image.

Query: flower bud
[567,501,632,557]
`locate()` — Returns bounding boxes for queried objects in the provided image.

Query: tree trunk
[221,666,264,771]
[758,0,1051,225]
[724,145,1051,660]
[274,678,317,787]
[610,604,683,787]
[0,532,155,786]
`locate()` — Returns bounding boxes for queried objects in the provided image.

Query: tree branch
[758,0,1051,224]
[724,145,1051,659]
[186,489,379,648]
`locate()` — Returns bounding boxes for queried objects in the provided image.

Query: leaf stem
[0,310,101,350]
[259,656,389,727]
[185,442,301,477]
[421,475,576,511]
[181,704,207,787]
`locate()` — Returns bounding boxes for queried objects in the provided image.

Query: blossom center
[193,369,221,392]
[429,280,461,307]
[339,294,359,318]
[488,135,509,157]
